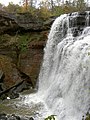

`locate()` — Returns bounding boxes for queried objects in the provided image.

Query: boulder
[0,55,33,99]
[0,113,34,120]
[0,113,7,120]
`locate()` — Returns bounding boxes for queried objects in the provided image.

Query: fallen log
[0,80,24,97]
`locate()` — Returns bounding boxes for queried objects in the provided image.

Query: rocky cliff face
[0,10,55,34]
[0,10,50,99]
[0,11,19,34]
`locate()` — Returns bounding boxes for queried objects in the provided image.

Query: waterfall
[21,11,90,120]
[38,11,90,120]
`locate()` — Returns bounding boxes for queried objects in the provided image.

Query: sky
[0,0,90,6]
[0,0,20,6]
[0,0,44,6]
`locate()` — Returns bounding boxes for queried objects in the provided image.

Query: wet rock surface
[0,113,34,120]
[69,11,90,37]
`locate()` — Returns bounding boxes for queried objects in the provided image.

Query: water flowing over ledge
[22,11,90,120]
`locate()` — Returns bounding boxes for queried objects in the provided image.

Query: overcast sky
[0,0,45,6]
[0,0,90,6]
[0,0,20,6]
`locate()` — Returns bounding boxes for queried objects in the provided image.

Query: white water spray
[22,12,90,120]
[38,12,90,120]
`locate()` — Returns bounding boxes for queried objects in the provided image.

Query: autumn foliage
[0,0,89,20]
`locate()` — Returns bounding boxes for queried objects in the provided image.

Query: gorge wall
[0,10,52,99]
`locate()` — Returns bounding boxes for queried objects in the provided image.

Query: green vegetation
[88,52,90,56]
[44,113,90,120]
[0,31,47,68]
[3,2,22,13]
[16,34,29,52]
[44,115,56,120]
[84,112,90,120]
[0,0,88,20]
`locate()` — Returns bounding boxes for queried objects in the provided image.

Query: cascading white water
[21,12,90,120]
[38,12,90,120]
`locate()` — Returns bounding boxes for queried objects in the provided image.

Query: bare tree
[25,0,28,10]
[22,0,37,10]
[50,0,54,10]
[28,0,37,7]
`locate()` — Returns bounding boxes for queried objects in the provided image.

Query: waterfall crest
[38,11,90,120]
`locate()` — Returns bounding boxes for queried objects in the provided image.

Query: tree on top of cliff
[21,0,37,10]
[3,2,22,13]
[0,0,89,20]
